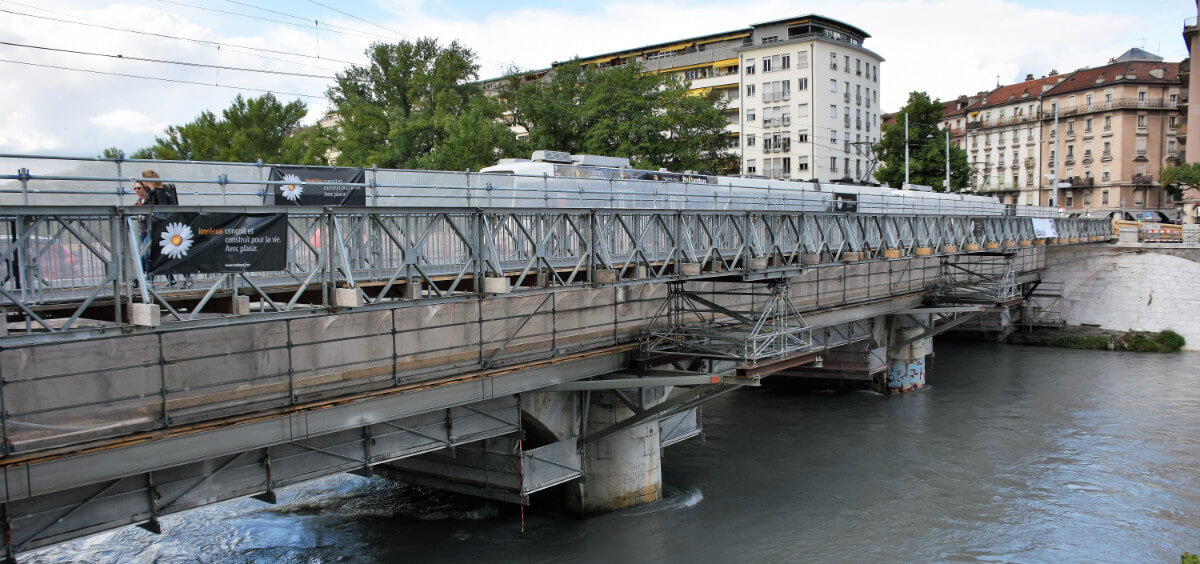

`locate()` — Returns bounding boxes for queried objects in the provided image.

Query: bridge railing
[2,153,1066,217]
[1,207,1113,338]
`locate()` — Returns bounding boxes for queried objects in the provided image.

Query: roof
[750,14,871,40]
[965,75,1064,112]
[1042,60,1179,97]
[1113,47,1163,62]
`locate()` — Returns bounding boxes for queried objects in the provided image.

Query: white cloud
[2,0,1191,160]
[89,109,166,133]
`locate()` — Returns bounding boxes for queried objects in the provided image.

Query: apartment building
[947,49,1181,216]
[480,15,884,182]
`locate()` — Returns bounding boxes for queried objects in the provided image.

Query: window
[1105,93,1112,104]
[1067,145,1074,158]
[1102,171,1110,181]
[746,134,755,147]
[1138,91,1147,102]
[782,157,791,176]
[830,130,837,143]
[1136,136,1147,156]
[781,54,791,70]
[1169,139,1177,153]
[780,133,791,152]
[1067,122,1074,135]
[797,51,808,68]
[830,52,838,70]
[797,103,809,117]
[1171,93,1179,105]
[1103,141,1111,155]
[798,129,809,143]
[1137,115,1147,128]
[1101,190,1108,205]
[797,156,809,171]
[831,157,838,172]
[747,109,756,122]
[1026,195,1034,205]
[745,62,755,75]
[1086,94,1093,108]
[1103,116,1111,130]
[830,105,837,118]
[746,84,756,97]
[762,56,773,72]
[1085,118,1092,132]
[830,79,838,92]
[746,159,756,174]
[856,58,862,75]
[844,55,850,72]
[844,157,850,173]
[797,77,808,90]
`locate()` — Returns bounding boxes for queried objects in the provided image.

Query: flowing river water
[26,341,1200,563]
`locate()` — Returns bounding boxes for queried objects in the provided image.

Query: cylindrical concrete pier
[567,389,665,514]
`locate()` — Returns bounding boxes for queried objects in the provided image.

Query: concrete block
[1183,224,1200,244]
[942,245,958,253]
[1019,240,1032,247]
[232,295,251,316]
[131,303,161,327]
[404,280,423,299]
[483,277,511,294]
[335,287,363,307]
[1004,241,1018,248]
[884,249,903,259]
[965,243,981,251]
[985,242,1001,249]
[841,251,864,261]
[915,247,933,256]
[678,262,702,276]
[634,265,648,279]
[747,257,769,270]
[594,269,618,284]
[0,308,7,337]
[802,252,822,265]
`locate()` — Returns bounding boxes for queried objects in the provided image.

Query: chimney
[1026,73,1034,81]
[1049,69,1058,76]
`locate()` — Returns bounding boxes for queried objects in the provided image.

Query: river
[26,341,1200,563]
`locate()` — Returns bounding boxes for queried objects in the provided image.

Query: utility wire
[223,0,395,41]
[0,57,324,99]
[157,0,393,42]
[0,40,336,79]
[303,0,406,41]
[0,5,355,67]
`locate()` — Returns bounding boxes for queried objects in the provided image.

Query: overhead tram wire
[303,0,406,41]
[0,58,324,99]
[0,4,354,69]
[223,0,399,42]
[0,41,335,79]
[155,0,396,42]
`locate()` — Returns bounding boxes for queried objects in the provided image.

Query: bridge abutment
[885,324,931,393]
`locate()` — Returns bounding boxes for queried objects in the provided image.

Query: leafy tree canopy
[134,93,319,164]
[873,92,971,191]
[1160,162,1200,196]
[501,61,736,174]
[328,38,522,170]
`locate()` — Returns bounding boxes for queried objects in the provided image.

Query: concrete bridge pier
[566,388,667,514]
[883,317,932,394]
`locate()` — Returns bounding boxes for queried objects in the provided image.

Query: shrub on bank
[1020,329,1185,353]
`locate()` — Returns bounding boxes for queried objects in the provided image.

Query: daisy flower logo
[159,222,194,259]
[280,173,304,202]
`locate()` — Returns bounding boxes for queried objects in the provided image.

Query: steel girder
[2,207,1113,338]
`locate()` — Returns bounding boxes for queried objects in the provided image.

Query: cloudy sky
[0,0,1193,158]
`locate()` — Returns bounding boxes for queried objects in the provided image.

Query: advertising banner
[1031,218,1059,238]
[827,192,859,212]
[148,212,286,274]
[268,165,366,206]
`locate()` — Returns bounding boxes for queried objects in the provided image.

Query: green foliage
[502,60,735,174]
[1054,334,1109,350]
[327,38,521,170]
[99,147,125,159]
[1160,163,1200,197]
[135,93,312,163]
[1183,551,1199,564]
[1154,329,1186,352]
[873,92,971,191]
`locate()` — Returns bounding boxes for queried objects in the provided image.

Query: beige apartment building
[945,49,1181,217]
[480,15,884,182]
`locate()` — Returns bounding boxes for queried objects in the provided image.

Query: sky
[0,0,1194,158]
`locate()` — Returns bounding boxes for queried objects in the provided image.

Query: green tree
[99,147,125,159]
[135,93,312,163]
[502,61,735,174]
[327,38,520,170]
[1160,162,1200,197]
[873,92,971,191]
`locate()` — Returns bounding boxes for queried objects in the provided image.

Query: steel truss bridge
[0,203,1113,559]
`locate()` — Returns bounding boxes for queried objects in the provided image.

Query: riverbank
[1004,325,1187,352]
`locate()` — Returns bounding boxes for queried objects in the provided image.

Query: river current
[27,341,1200,563]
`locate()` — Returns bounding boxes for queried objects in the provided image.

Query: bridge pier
[884,322,931,393]
[567,388,667,514]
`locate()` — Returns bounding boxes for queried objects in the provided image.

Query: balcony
[1101,151,1112,162]
[1041,98,1179,118]
[1065,176,1095,187]
[1024,158,1034,168]
[1132,174,1153,186]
